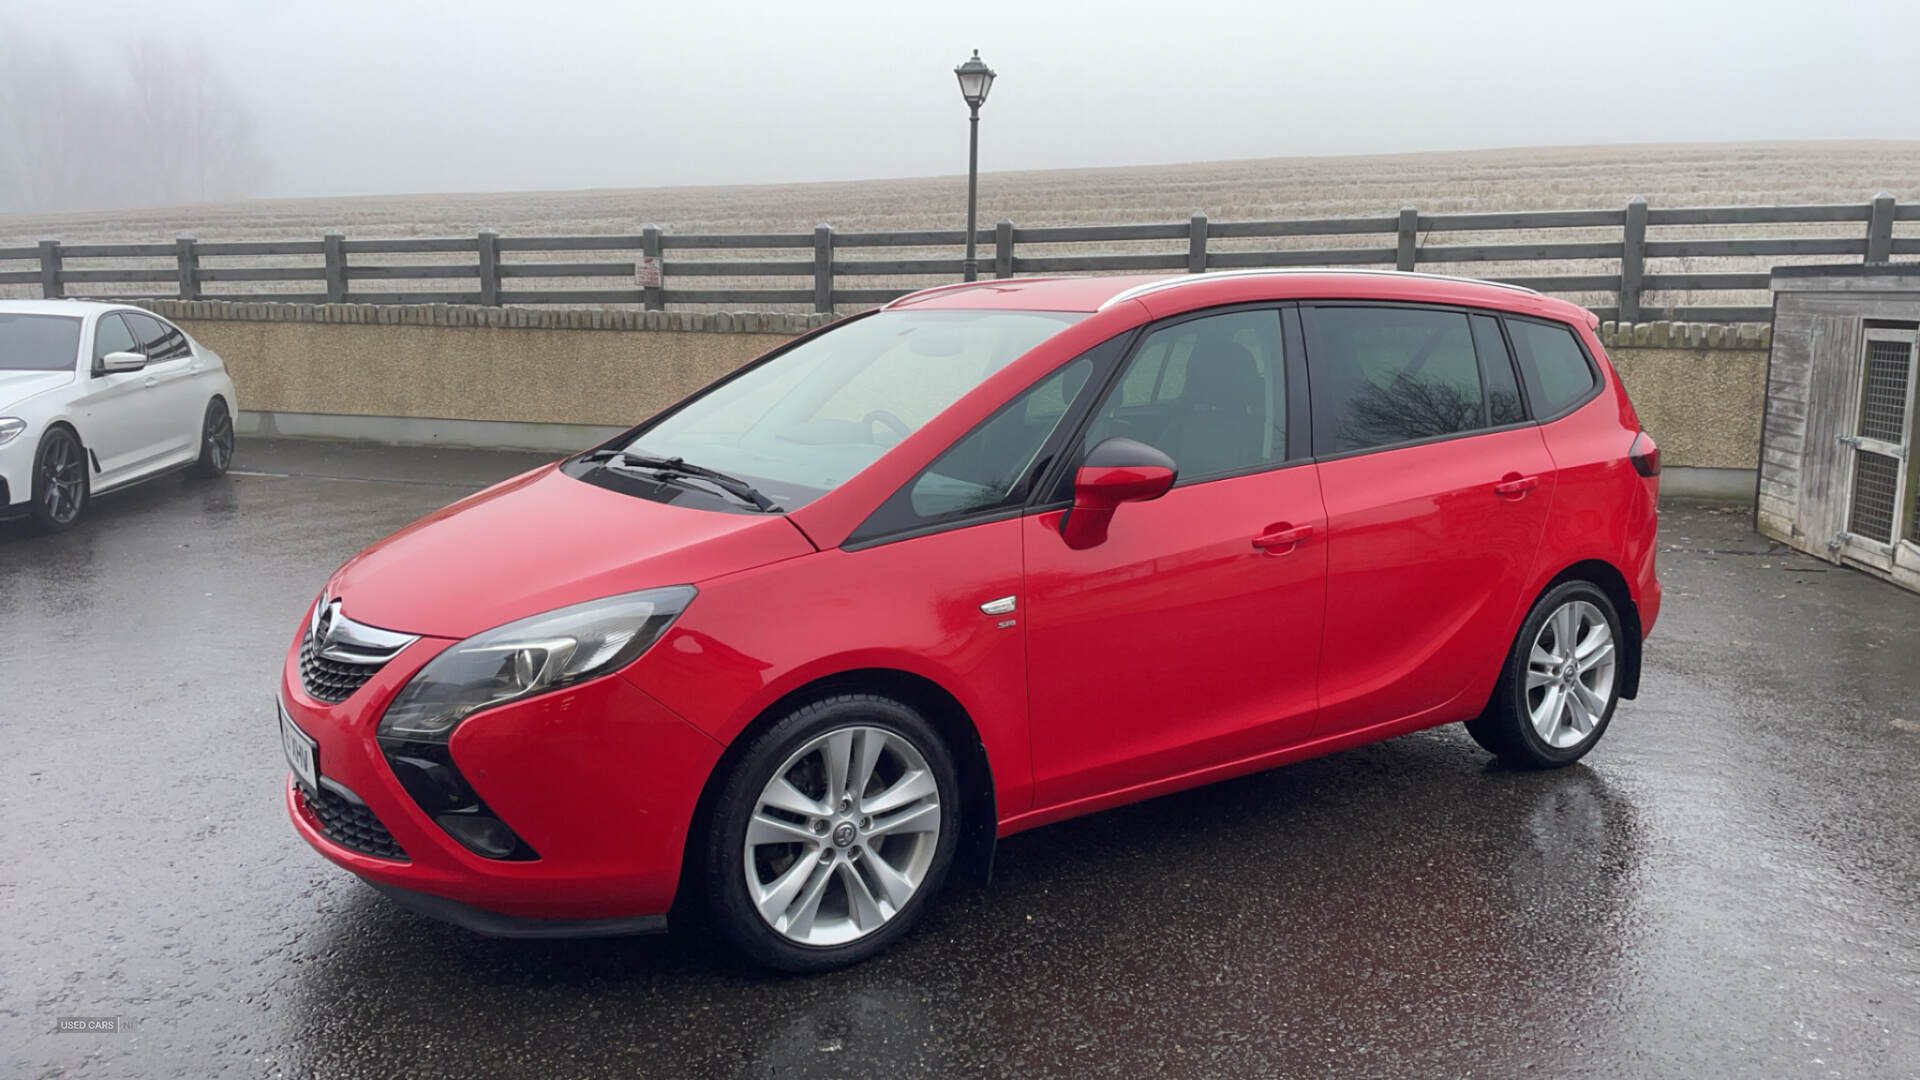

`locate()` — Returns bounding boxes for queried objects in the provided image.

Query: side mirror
[99,350,147,373]
[1059,437,1177,549]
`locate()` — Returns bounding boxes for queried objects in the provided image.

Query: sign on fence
[635,257,663,289]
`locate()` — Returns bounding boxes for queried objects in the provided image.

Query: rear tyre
[30,426,88,532]
[703,694,959,973]
[1466,580,1623,769]
[189,397,234,479]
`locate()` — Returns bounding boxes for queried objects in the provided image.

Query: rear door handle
[1253,523,1314,552]
[1493,475,1540,498]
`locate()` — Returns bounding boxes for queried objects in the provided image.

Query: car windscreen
[0,313,83,371]
[614,308,1085,511]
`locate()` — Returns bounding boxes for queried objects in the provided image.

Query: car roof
[0,298,138,318]
[885,269,1597,325]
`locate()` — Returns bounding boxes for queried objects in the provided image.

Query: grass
[4,140,1917,316]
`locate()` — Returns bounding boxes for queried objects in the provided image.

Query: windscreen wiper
[583,450,782,512]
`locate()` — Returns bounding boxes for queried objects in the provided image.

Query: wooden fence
[3,195,1914,322]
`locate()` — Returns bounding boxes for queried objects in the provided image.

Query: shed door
[1838,328,1918,571]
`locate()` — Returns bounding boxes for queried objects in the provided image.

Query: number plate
[279,703,319,790]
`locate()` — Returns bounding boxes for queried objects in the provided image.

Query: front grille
[298,598,415,704]
[298,780,408,860]
[299,634,382,703]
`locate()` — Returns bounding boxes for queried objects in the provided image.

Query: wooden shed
[1760,265,1920,593]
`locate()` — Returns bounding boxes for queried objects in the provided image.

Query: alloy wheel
[40,435,84,525]
[1524,599,1617,749]
[206,401,234,472]
[744,725,943,947]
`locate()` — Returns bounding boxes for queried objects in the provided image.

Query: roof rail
[882,276,1067,310]
[1098,268,1541,311]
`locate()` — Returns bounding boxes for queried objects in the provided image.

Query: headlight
[0,418,24,446]
[379,586,696,742]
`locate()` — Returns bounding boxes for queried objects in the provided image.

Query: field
[4,140,1918,315]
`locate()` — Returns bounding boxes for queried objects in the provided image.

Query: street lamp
[954,49,996,282]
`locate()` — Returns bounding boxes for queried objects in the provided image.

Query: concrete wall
[132,301,1770,496]
[1597,321,1770,473]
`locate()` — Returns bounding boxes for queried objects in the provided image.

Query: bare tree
[125,36,269,205]
[0,24,269,213]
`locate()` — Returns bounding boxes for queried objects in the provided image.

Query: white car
[0,300,238,531]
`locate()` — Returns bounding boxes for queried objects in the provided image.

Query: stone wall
[1597,321,1770,472]
[134,300,827,431]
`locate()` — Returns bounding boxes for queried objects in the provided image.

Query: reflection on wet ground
[3,444,1915,1078]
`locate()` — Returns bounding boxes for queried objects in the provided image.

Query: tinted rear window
[1308,306,1484,453]
[1508,319,1598,414]
[0,314,82,371]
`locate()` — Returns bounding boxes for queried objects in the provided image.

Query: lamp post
[954,50,996,282]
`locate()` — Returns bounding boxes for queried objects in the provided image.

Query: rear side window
[1507,318,1598,415]
[1470,314,1526,426]
[1307,306,1484,453]
[124,312,192,362]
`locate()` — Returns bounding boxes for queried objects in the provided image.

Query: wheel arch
[673,665,998,922]
[1535,558,1643,699]
[37,418,91,467]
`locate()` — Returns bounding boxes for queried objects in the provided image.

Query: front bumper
[0,431,31,516]
[362,878,667,939]
[281,623,724,924]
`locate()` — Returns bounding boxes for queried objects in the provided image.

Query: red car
[280,270,1660,971]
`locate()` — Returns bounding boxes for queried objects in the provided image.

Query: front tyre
[1466,581,1623,769]
[30,426,88,532]
[189,397,234,478]
[704,694,959,973]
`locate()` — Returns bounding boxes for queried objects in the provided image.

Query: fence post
[813,224,833,314]
[1188,211,1208,273]
[322,231,347,303]
[641,225,663,311]
[994,220,1014,279]
[476,229,500,306]
[174,235,200,300]
[37,238,62,299]
[1867,192,1894,264]
[1396,206,1417,271]
[1620,196,1647,323]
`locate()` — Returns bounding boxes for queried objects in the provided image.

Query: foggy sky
[11,0,1920,202]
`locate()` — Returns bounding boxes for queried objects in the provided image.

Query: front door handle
[1253,523,1314,553]
[1493,474,1540,498]
[143,376,158,389]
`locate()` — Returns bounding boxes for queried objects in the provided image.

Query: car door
[122,312,202,463]
[1023,307,1327,808]
[70,312,165,482]
[1303,304,1556,736]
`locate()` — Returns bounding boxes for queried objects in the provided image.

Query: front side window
[1308,306,1485,453]
[0,313,83,372]
[616,309,1082,510]
[92,314,136,364]
[1507,318,1599,415]
[1079,309,1286,480]
[851,352,1101,542]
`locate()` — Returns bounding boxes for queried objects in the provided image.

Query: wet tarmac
[3,439,1916,1079]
